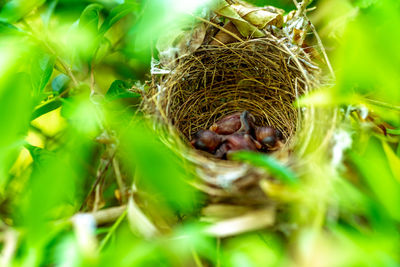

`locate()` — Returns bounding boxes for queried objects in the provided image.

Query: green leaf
[24,143,54,164]
[353,0,377,8]
[31,99,62,121]
[119,119,198,212]
[0,0,46,23]
[397,143,400,158]
[41,0,58,25]
[350,138,400,220]
[99,3,137,35]
[230,151,298,185]
[105,80,140,101]
[382,141,400,181]
[30,52,55,97]
[51,74,70,95]
[0,21,25,35]
[79,3,103,33]
[0,72,33,189]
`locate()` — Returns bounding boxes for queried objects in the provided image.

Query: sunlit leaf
[79,3,103,33]
[0,0,46,23]
[99,3,137,35]
[31,99,63,121]
[0,72,33,189]
[0,21,24,35]
[40,0,58,25]
[382,141,400,181]
[353,0,378,8]
[30,52,55,97]
[350,138,400,220]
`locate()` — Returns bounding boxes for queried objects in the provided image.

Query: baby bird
[210,110,256,135]
[209,112,242,135]
[237,110,256,136]
[255,126,284,151]
[215,133,259,159]
[190,130,223,153]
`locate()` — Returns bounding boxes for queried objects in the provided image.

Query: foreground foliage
[0,0,399,266]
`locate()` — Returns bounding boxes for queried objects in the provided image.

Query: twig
[93,183,102,212]
[216,238,221,267]
[72,205,127,226]
[113,158,127,203]
[194,15,243,43]
[191,247,204,267]
[79,150,116,211]
[293,0,336,79]
[365,99,400,112]
[294,0,311,18]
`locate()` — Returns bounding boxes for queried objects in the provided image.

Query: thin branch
[294,0,310,17]
[194,15,243,43]
[113,158,127,203]
[71,205,127,226]
[293,0,336,79]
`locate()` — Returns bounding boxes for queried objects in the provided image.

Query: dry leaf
[293,28,305,46]
[210,21,242,45]
[205,207,275,237]
[231,4,284,29]
[211,0,265,38]
[179,22,207,56]
[201,204,252,220]
[157,22,207,67]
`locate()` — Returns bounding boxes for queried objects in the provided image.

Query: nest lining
[156,37,315,148]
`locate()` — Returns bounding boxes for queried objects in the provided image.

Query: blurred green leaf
[350,138,400,221]
[353,0,377,8]
[0,72,33,189]
[40,0,58,25]
[52,74,70,95]
[20,144,79,243]
[31,99,62,120]
[25,143,55,166]
[99,3,137,35]
[0,21,24,35]
[30,52,55,97]
[79,3,103,33]
[105,80,140,101]
[382,142,400,181]
[222,233,283,267]
[397,144,400,158]
[0,0,46,23]
[119,119,198,212]
[231,151,298,185]
[334,0,400,110]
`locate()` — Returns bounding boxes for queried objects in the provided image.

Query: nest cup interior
[160,37,309,148]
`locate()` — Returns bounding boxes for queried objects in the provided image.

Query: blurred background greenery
[0,0,399,266]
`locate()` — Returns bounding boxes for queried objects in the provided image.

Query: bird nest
[161,38,311,143]
[143,2,328,216]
